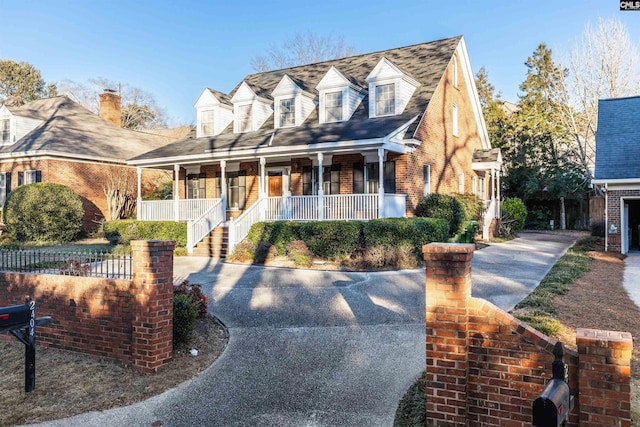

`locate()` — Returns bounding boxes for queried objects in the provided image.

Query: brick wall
[424,243,633,426]
[605,188,640,252]
[0,240,175,373]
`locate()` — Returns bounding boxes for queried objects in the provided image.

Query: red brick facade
[605,188,640,252]
[423,243,633,426]
[0,240,175,373]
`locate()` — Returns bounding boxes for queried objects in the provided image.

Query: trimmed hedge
[299,221,362,258]
[415,194,464,236]
[3,182,84,243]
[362,218,449,255]
[453,194,483,222]
[103,220,187,247]
[247,221,302,255]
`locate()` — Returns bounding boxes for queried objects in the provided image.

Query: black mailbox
[0,303,31,331]
[532,378,570,426]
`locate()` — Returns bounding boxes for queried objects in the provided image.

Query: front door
[268,172,283,197]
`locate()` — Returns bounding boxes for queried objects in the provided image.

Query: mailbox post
[532,342,573,427]
[0,297,51,392]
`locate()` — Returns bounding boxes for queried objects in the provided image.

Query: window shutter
[35,170,42,183]
[238,171,247,209]
[5,172,11,195]
[383,161,396,193]
[17,171,23,186]
[215,172,221,198]
[302,166,312,195]
[330,164,341,195]
[353,163,364,194]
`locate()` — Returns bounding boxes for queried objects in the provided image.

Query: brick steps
[190,226,228,258]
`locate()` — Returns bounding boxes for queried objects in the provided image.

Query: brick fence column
[131,240,175,373]
[424,243,475,426]
[577,328,633,427]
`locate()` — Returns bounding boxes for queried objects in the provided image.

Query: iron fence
[0,248,133,279]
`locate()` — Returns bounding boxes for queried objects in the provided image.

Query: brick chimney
[99,90,122,127]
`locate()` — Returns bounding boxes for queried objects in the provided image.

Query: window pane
[366,163,379,193]
[375,84,395,116]
[353,163,364,194]
[325,91,342,122]
[0,119,9,144]
[280,98,295,127]
[238,104,252,132]
[423,164,431,196]
[384,161,396,193]
[201,110,215,136]
[302,166,312,195]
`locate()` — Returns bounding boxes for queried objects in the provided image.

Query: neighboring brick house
[0,94,174,232]
[592,95,640,254]
[129,36,501,253]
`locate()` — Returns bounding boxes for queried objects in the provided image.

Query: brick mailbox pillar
[131,240,175,373]
[577,328,633,427]
[424,243,475,426]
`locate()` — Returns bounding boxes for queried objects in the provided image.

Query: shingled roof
[594,96,640,181]
[130,36,462,164]
[2,96,172,162]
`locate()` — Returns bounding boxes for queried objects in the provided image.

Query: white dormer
[194,89,233,138]
[272,75,315,129]
[230,82,273,133]
[365,57,420,118]
[0,104,41,146]
[316,66,366,124]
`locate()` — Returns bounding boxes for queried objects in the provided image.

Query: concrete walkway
[624,250,640,307]
[31,232,578,427]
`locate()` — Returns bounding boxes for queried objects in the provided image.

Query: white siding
[397,80,417,115]
[299,95,315,125]
[14,116,42,143]
[252,100,272,130]
[215,106,233,135]
[345,89,364,120]
[317,67,350,89]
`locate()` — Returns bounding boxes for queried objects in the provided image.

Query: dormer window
[200,110,215,136]
[238,104,252,132]
[279,98,295,127]
[325,91,343,122]
[0,119,9,144]
[375,84,395,116]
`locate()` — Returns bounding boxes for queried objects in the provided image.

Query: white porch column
[496,168,501,218]
[317,152,324,220]
[136,167,142,220]
[490,168,497,217]
[220,160,227,220]
[378,148,385,218]
[260,157,267,198]
[173,164,180,222]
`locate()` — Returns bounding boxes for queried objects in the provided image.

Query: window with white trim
[452,103,458,136]
[352,162,396,194]
[325,91,343,122]
[458,173,465,194]
[279,98,295,127]
[452,55,458,88]
[18,170,41,186]
[423,164,431,196]
[0,119,9,144]
[200,110,215,136]
[375,83,395,116]
[238,104,252,132]
[472,176,477,195]
[0,172,9,206]
[478,176,485,200]
[187,173,206,199]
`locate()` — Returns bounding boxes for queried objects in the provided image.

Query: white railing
[228,198,266,254]
[187,199,224,254]
[138,199,220,221]
[265,196,318,221]
[382,194,407,218]
[323,194,380,220]
[483,198,497,241]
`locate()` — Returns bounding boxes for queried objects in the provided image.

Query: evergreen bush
[415,194,464,236]
[502,197,528,234]
[3,183,84,243]
[103,220,187,247]
[299,221,362,258]
[173,294,199,346]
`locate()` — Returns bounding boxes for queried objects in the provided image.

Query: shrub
[456,220,479,243]
[356,244,418,270]
[362,218,449,254]
[453,194,484,222]
[103,220,187,247]
[501,197,527,234]
[299,221,362,258]
[286,240,312,267]
[3,183,84,243]
[228,240,256,263]
[174,280,208,318]
[415,194,464,236]
[590,220,605,237]
[253,242,276,264]
[173,294,199,346]
[247,221,302,255]
[526,208,552,230]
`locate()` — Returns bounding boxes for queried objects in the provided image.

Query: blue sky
[1,1,639,125]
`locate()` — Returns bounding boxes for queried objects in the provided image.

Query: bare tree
[101,166,136,220]
[556,18,640,183]
[251,31,357,72]
[58,78,168,129]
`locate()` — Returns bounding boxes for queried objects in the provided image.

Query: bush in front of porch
[103,220,188,248]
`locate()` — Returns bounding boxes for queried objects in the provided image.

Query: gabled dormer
[230,82,273,133]
[365,57,420,118]
[271,75,315,129]
[0,104,41,146]
[316,66,366,124]
[194,89,233,138]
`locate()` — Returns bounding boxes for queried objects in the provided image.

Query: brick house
[129,36,502,253]
[0,93,174,232]
[592,95,640,253]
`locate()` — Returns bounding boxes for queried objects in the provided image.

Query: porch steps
[191,227,228,258]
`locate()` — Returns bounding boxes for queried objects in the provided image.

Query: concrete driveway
[33,231,578,427]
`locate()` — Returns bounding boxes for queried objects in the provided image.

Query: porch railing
[187,199,224,254]
[483,198,497,241]
[138,198,221,221]
[228,198,266,253]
